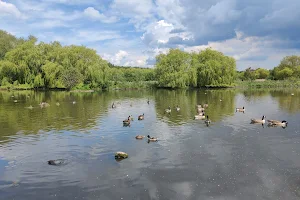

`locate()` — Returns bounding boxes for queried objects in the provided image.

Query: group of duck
[194,104,211,125]
[111,100,158,142]
[235,106,288,128]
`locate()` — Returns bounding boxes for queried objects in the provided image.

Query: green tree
[155,49,191,88]
[255,68,270,79]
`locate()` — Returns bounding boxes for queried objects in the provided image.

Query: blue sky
[0,0,300,70]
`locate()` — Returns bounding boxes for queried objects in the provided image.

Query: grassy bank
[236,80,300,88]
[0,81,157,91]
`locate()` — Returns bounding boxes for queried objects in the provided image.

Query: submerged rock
[47,159,66,166]
[115,151,128,159]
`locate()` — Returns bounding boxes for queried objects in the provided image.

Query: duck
[236,106,245,112]
[135,135,145,139]
[176,105,180,112]
[138,113,144,120]
[205,115,211,125]
[147,99,150,104]
[250,115,266,124]
[123,116,131,126]
[72,101,76,104]
[267,120,288,127]
[195,114,205,120]
[112,102,116,108]
[147,135,158,142]
[165,106,171,113]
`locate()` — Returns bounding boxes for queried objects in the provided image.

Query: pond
[0,89,300,200]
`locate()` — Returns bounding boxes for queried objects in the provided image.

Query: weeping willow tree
[154,48,236,88]
[155,49,191,88]
[192,48,236,87]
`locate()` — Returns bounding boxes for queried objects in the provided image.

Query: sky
[0,0,300,70]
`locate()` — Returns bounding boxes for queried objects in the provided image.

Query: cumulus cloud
[0,0,23,18]
[84,7,117,23]
[102,50,148,67]
[2,0,300,68]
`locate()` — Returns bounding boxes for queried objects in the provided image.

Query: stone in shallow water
[47,159,66,166]
[115,152,128,159]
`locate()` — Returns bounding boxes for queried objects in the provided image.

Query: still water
[0,89,300,200]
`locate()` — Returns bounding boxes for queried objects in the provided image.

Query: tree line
[237,56,300,81]
[1,29,299,90]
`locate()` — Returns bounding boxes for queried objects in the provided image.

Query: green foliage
[0,30,21,60]
[255,68,270,79]
[61,68,82,90]
[271,55,300,80]
[154,48,236,88]
[155,49,191,88]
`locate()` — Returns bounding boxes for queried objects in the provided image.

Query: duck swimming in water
[267,120,288,127]
[250,115,266,124]
[138,113,144,120]
[147,135,158,142]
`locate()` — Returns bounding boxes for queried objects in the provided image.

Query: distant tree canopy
[155,48,237,88]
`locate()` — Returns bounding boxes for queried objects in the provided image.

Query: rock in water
[115,152,128,159]
[48,159,65,166]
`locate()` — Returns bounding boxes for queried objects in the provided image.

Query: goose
[138,113,144,120]
[165,106,171,113]
[147,99,150,104]
[251,115,266,124]
[147,135,158,142]
[236,106,245,112]
[267,120,288,127]
[135,135,145,139]
[176,105,180,112]
[112,102,116,108]
[123,116,131,126]
[205,115,211,125]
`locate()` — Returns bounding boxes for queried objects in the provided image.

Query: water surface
[1,89,300,200]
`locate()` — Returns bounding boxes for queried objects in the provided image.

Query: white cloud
[0,0,22,18]
[102,50,148,67]
[103,50,128,65]
[84,7,117,23]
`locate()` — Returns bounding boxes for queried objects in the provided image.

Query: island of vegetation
[0,30,299,90]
